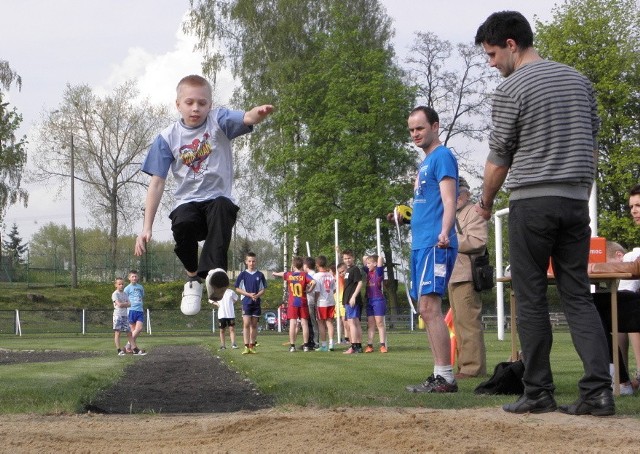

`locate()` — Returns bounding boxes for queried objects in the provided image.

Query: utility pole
[70,134,78,288]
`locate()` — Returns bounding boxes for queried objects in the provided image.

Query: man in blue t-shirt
[390,106,459,393]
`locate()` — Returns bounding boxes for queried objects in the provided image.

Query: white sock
[434,365,455,383]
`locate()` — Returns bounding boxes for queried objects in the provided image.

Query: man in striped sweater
[474,11,614,416]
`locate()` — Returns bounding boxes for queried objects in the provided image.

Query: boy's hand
[134,232,151,256]
[257,105,274,116]
[245,104,275,125]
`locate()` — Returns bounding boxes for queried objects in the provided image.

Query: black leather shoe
[558,389,615,416]
[503,390,557,414]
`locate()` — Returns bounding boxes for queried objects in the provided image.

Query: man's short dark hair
[630,183,640,196]
[410,106,439,125]
[474,11,534,49]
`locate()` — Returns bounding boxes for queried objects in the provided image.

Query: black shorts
[218,318,235,329]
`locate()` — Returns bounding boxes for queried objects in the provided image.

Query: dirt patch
[1,408,639,453]
[0,348,101,365]
[85,345,274,414]
[1,345,639,452]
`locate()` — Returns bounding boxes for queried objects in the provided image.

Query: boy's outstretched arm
[244,105,274,125]
[135,175,166,256]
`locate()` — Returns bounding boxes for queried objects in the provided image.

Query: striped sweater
[487,59,599,201]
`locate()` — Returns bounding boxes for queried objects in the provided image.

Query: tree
[2,222,27,265]
[405,32,500,177]
[0,60,28,221]
[32,81,171,273]
[535,0,640,247]
[187,0,416,313]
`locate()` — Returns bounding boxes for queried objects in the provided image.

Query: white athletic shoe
[620,382,635,396]
[181,279,203,315]
[206,268,229,302]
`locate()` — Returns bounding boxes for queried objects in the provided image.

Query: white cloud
[98,17,236,112]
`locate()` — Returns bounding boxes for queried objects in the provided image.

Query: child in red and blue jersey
[364,254,387,353]
[274,256,316,352]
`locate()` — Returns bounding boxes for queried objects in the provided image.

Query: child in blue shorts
[364,254,387,353]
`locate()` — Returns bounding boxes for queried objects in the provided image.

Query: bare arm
[589,260,640,277]
[438,177,457,248]
[475,160,509,220]
[349,281,363,307]
[135,175,166,256]
[243,105,274,125]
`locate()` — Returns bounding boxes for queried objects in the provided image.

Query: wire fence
[0,250,185,286]
[0,309,417,336]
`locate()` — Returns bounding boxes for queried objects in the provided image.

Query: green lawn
[0,331,638,416]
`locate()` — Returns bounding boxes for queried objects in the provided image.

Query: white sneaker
[620,382,635,396]
[181,279,203,315]
[206,268,229,302]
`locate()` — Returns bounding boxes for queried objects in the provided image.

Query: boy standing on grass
[124,270,147,356]
[211,288,239,350]
[274,256,316,352]
[235,252,267,355]
[364,254,388,353]
[335,262,350,344]
[303,257,318,350]
[313,256,336,352]
[112,277,132,356]
[342,250,364,354]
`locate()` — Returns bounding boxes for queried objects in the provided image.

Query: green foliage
[0,61,28,221]
[535,0,640,247]
[187,0,415,262]
[2,222,27,263]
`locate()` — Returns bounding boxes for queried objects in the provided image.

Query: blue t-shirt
[411,144,459,250]
[124,283,145,312]
[235,269,267,305]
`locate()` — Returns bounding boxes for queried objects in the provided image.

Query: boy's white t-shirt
[619,247,640,292]
[216,289,239,319]
[313,271,336,307]
[141,108,251,210]
[112,290,128,317]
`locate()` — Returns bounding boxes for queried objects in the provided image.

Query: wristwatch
[479,198,493,210]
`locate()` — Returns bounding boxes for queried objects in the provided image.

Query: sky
[1,0,562,244]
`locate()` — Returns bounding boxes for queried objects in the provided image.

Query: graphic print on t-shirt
[179,132,212,174]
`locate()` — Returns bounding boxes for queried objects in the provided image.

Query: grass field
[1,330,638,416]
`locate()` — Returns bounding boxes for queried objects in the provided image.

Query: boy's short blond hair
[176,75,212,100]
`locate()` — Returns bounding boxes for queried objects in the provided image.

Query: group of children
[254,249,388,354]
[111,270,147,356]
[111,251,388,357]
